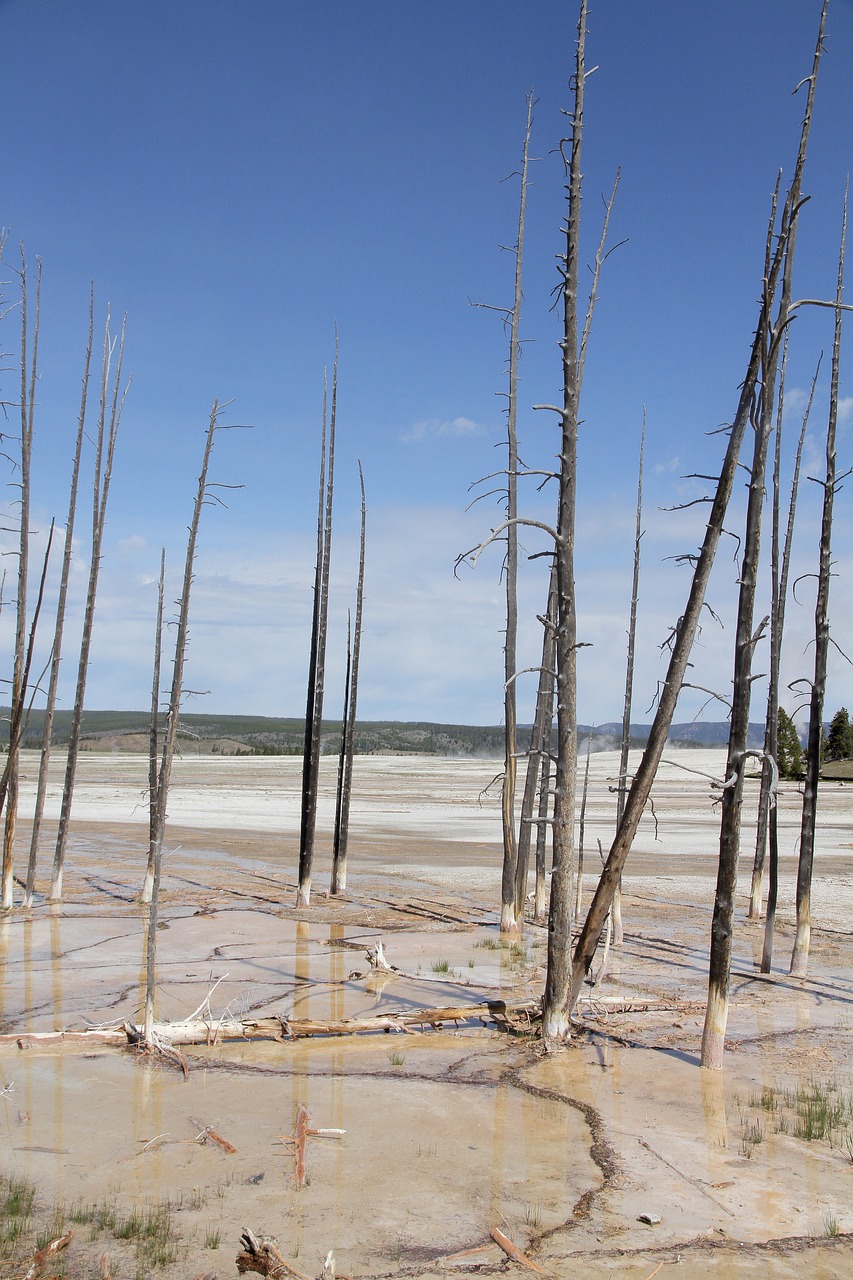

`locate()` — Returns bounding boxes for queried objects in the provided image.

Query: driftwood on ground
[1,994,700,1053]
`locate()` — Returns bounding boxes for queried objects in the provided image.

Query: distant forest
[4,708,770,757]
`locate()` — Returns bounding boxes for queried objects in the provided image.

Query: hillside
[7,709,772,757]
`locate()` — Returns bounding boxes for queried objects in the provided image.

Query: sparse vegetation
[740,1078,853,1155]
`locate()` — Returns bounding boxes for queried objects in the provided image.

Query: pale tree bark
[24,293,93,907]
[331,462,366,896]
[499,92,533,934]
[1,251,39,910]
[516,559,557,921]
[790,189,847,979]
[574,729,593,919]
[533,688,555,921]
[50,312,127,902]
[612,413,645,946]
[140,548,166,905]
[759,359,815,969]
[144,404,226,1039]
[0,525,55,851]
[748,346,813,919]
[570,5,826,1017]
[298,345,337,907]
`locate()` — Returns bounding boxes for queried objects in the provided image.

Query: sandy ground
[1,748,853,1279]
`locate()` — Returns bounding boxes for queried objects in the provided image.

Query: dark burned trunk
[541,0,586,1041]
[298,349,337,908]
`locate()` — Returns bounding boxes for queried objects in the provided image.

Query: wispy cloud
[400,416,489,444]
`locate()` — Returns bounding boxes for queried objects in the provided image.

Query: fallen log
[0,995,698,1053]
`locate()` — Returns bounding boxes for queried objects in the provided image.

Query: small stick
[24,1230,73,1279]
[643,1264,664,1280]
[190,1116,238,1153]
[294,1104,310,1187]
[489,1227,550,1274]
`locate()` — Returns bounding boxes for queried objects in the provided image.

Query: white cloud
[400,416,489,444]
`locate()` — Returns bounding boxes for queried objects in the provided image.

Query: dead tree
[749,347,815,924]
[331,462,366,896]
[1,251,39,910]
[574,728,593,919]
[790,190,847,979]
[0,525,55,859]
[570,5,826,1022]
[537,0,587,1040]
[462,95,534,932]
[516,559,557,922]
[612,414,645,946]
[50,312,127,902]
[140,548,166,905]
[700,189,789,1069]
[144,403,233,1038]
[541,135,623,1032]
[24,293,93,907]
[499,93,534,933]
[297,348,337,908]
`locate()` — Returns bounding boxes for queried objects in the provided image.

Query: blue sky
[1,1,851,727]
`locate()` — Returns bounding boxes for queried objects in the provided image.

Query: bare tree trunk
[533,710,554,921]
[574,730,593,920]
[331,463,366,896]
[332,613,352,895]
[140,549,166,905]
[750,349,814,923]
[50,312,127,902]
[702,37,822,1064]
[24,294,93,907]
[612,414,645,946]
[517,561,557,921]
[298,346,337,907]
[0,527,55,833]
[541,0,587,1041]
[790,191,846,979]
[701,300,778,1069]
[145,405,224,1039]
[570,6,825,1015]
[499,93,534,935]
[1,252,39,910]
